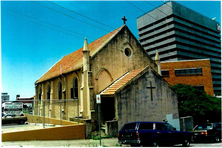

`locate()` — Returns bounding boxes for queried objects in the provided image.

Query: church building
[34,24,179,136]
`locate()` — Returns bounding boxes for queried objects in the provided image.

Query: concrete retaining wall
[24,114,94,139]
[2,113,85,141]
[2,124,85,141]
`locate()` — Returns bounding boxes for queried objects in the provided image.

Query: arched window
[71,78,78,99]
[47,85,51,100]
[58,82,62,100]
[39,87,42,100]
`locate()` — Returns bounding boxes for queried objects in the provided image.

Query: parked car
[118,121,192,147]
[191,122,221,142]
[2,112,6,117]
[2,115,27,125]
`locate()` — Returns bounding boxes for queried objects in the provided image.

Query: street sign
[96,94,102,146]
[96,94,101,104]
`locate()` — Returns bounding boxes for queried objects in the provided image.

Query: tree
[172,84,221,124]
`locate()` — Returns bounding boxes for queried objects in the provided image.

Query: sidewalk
[1,123,56,133]
[1,124,125,147]
[1,138,125,147]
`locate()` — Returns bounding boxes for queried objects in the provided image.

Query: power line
[135,1,199,59]
[2,6,116,50]
[142,0,177,57]
[162,0,217,23]
[46,0,115,30]
[126,0,159,22]
[2,6,97,41]
[126,0,176,57]
[143,0,168,17]
[125,0,172,31]
[30,0,110,32]
[160,0,186,19]
[2,10,90,41]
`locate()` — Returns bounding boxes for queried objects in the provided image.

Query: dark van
[118,121,192,147]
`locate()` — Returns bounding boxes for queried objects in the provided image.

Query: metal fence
[2,99,80,128]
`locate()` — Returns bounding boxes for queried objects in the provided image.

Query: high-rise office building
[137,1,221,95]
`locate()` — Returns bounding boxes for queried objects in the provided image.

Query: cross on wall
[147,81,155,101]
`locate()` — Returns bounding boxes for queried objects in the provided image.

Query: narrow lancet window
[39,87,42,100]
[58,82,62,100]
[47,85,51,100]
[73,78,78,99]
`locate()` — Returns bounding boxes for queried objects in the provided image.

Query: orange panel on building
[161,59,214,96]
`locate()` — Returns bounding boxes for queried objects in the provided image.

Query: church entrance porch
[101,97,115,126]
[98,96,118,137]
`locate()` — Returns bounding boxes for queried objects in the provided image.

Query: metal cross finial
[122,16,127,24]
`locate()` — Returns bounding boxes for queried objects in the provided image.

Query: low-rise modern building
[137,1,221,95]
[161,59,214,96]
[16,95,34,108]
[1,93,10,103]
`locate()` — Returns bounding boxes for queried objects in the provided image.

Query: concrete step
[101,126,106,130]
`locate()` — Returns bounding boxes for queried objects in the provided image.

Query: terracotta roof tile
[101,67,146,95]
[36,25,125,83]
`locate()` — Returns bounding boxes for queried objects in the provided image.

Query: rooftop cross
[122,16,127,24]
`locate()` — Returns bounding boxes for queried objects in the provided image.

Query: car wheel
[182,139,190,147]
[214,136,220,142]
[19,120,24,124]
[152,141,159,147]
[130,144,141,147]
[191,135,195,142]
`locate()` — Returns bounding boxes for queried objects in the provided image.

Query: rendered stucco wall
[91,26,157,95]
[34,70,82,120]
[116,68,179,130]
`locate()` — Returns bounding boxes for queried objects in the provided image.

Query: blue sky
[1,0,221,100]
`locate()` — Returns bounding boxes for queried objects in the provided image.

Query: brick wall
[161,59,214,96]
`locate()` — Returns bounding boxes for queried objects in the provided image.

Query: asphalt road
[1,138,222,147]
[1,124,222,147]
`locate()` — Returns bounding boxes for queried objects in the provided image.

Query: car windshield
[194,124,213,130]
[121,123,136,131]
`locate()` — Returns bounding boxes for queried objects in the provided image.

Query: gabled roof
[100,65,173,96]
[36,25,125,84]
[100,66,148,96]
